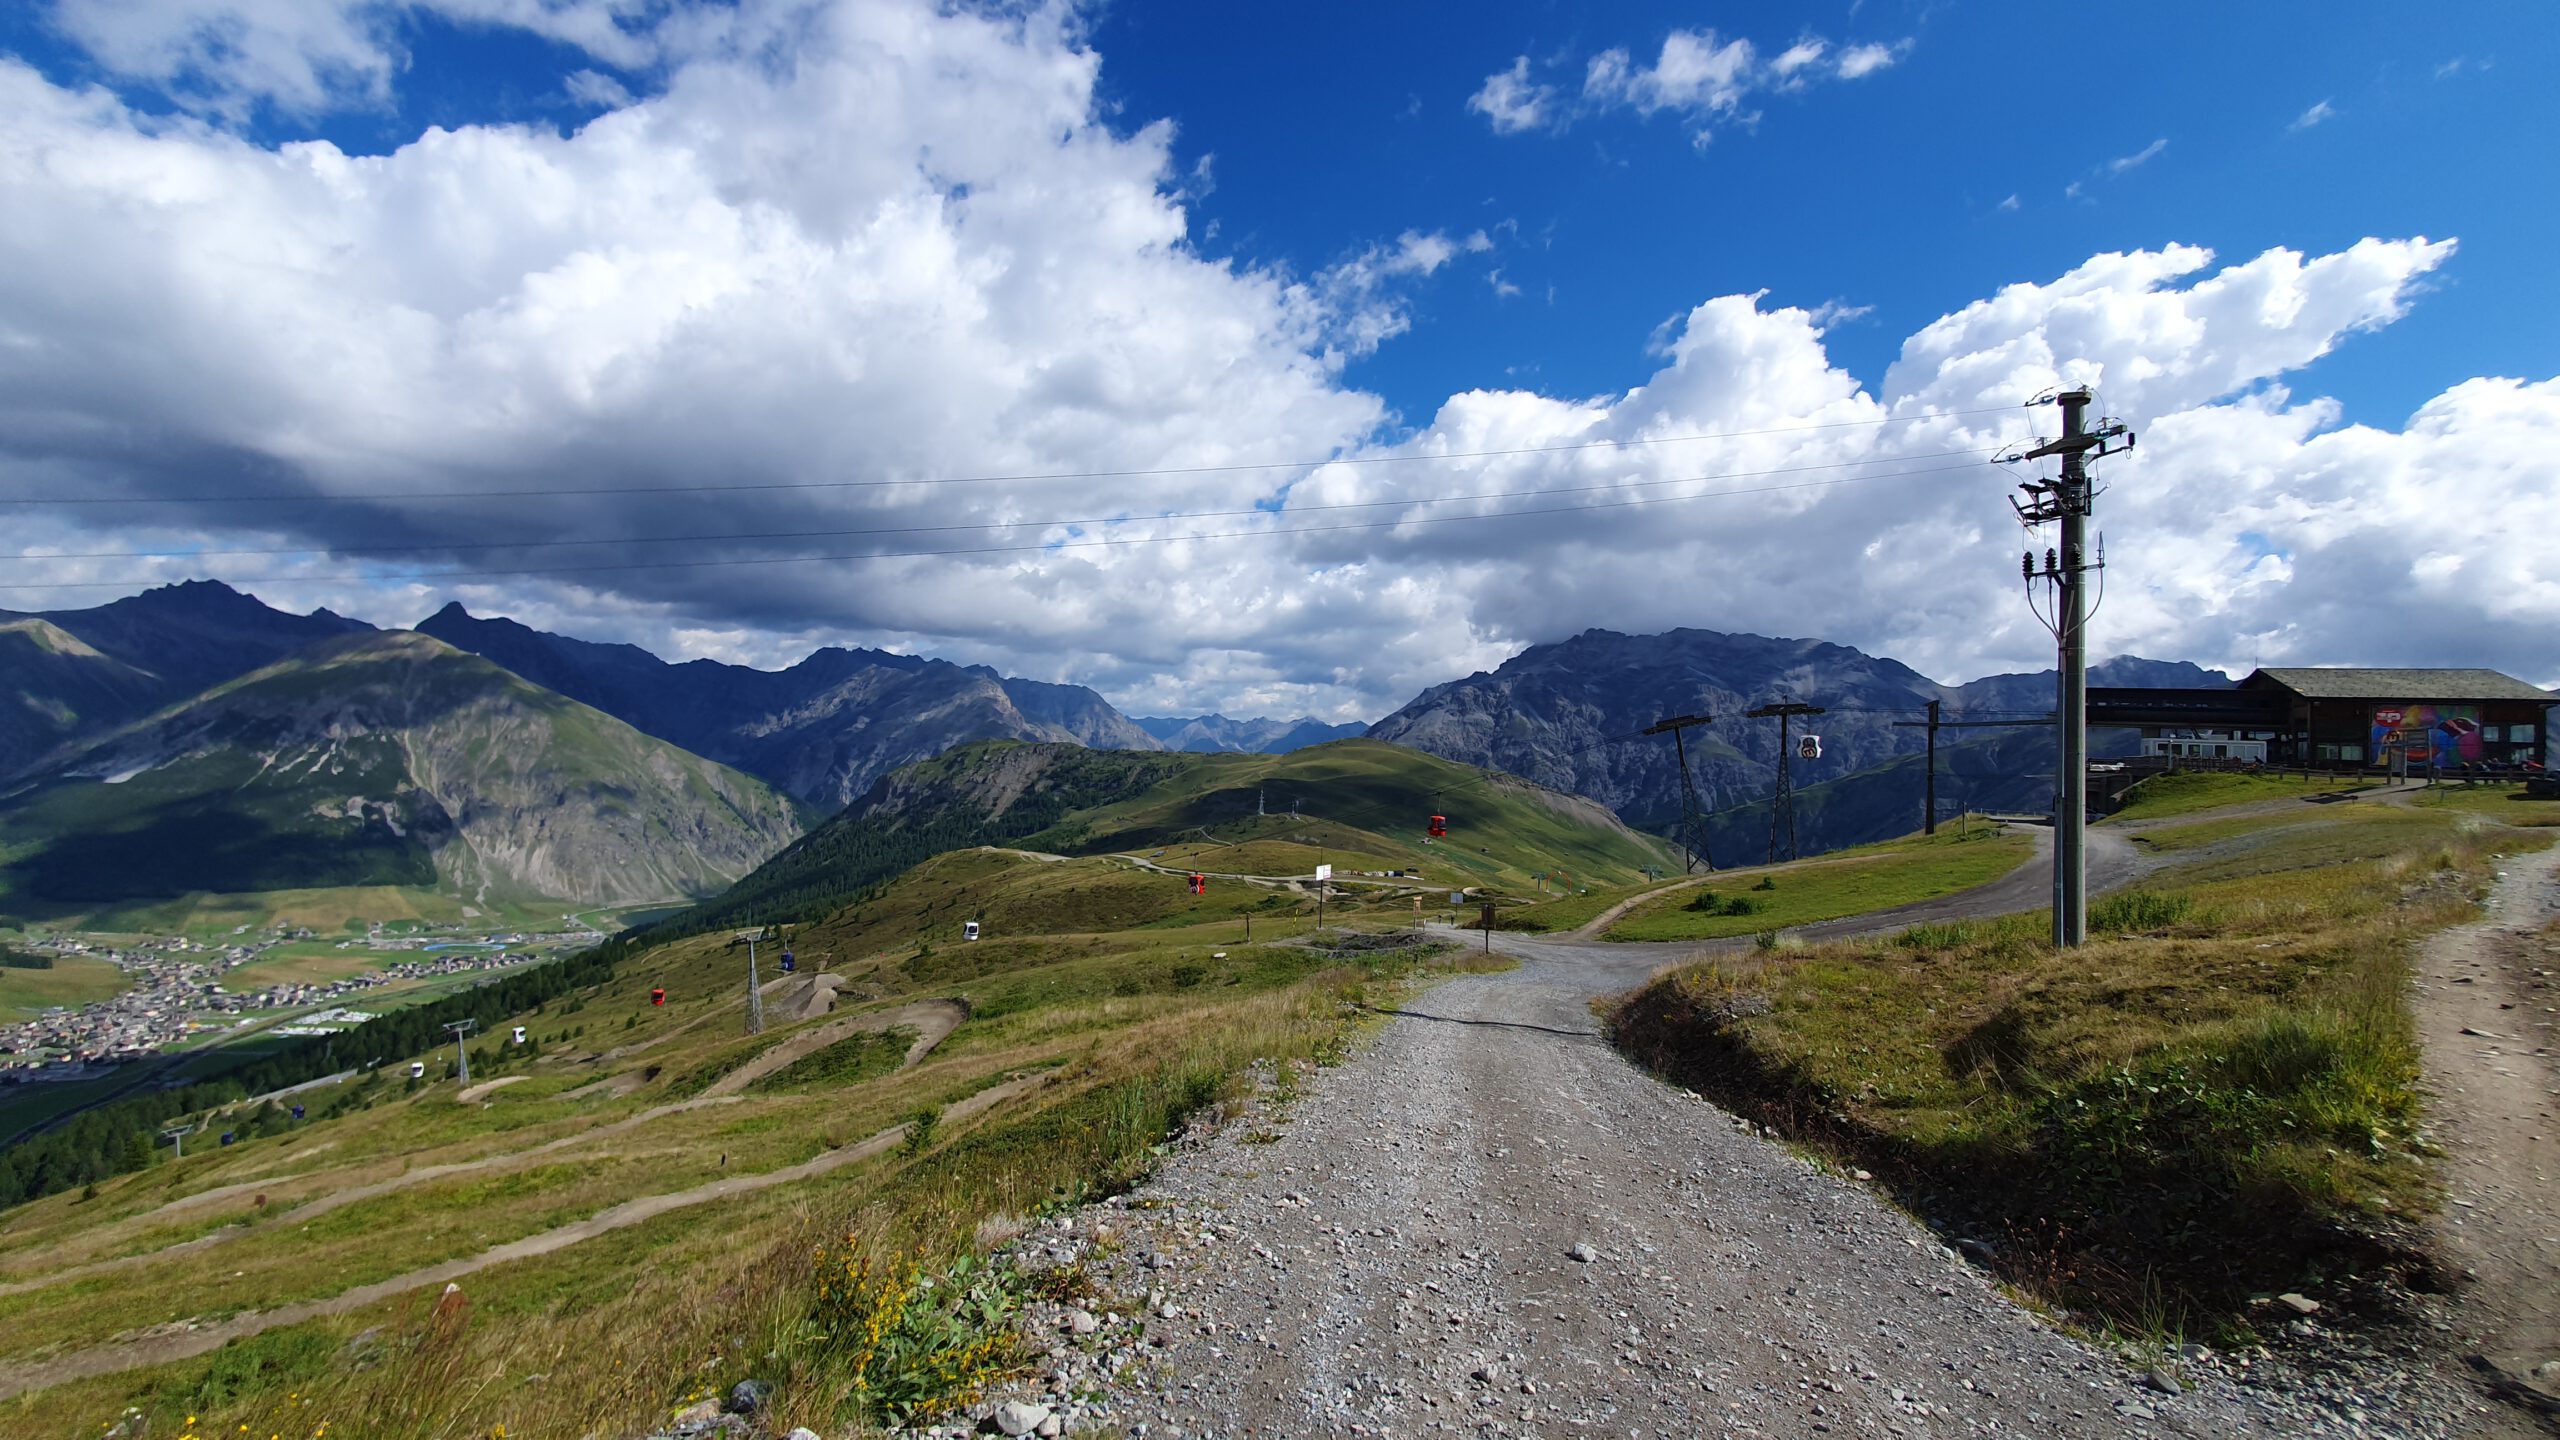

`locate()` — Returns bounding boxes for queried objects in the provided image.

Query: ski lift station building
[2091,667,2556,770]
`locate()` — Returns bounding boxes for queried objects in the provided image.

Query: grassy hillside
[1027,738,1674,887]
[676,738,1678,937]
[0,633,806,920]
[0,619,167,780]
[1599,827,2032,941]
[0,795,1496,1438]
[0,953,130,1020]
[1613,783,2560,1338]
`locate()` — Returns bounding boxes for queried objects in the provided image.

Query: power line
[15,448,2001,564]
[0,456,2001,592]
[0,405,2028,510]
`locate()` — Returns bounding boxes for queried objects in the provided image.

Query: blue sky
[1087,3,2549,432]
[0,1,2551,714]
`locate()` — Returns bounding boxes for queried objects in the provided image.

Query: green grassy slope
[0,954,130,1020]
[1601,828,2033,941]
[0,633,806,920]
[0,796,1495,1438]
[678,738,1678,936]
[1612,780,2557,1339]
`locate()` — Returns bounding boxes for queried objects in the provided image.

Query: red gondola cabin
[1428,814,1447,838]
[650,986,666,1006]
[1188,872,1207,895]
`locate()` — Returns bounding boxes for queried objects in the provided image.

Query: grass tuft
[1610,803,2548,1339]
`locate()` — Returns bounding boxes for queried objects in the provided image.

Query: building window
[2214,744,2229,758]
[2515,724,2538,743]
[2483,726,2504,743]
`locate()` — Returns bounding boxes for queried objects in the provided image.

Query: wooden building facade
[2237,668,2554,769]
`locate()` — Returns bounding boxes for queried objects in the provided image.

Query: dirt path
[2415,838,2560,1431]
[1557,827,2136,948]
[0,1001,968,1301]
[0,1073,1051,1401]
[0,1095,743,1299]
[700,998,966,1097]
[1011,825,2482,1439]
[1059,922,2465,1439]
[452,1075,529,1104]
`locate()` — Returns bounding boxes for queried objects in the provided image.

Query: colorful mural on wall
[2371,705,2482,768]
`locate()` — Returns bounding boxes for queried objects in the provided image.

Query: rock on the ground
[993,1399,1051,1436]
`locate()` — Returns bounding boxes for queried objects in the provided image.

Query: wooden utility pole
[1924,699,1940,834]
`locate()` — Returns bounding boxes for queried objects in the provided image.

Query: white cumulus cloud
[1473,24,1906,147]
[1466,55,1556,134]
[1,1,2550,716]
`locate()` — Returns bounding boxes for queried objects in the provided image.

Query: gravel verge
[942,930,2494,1439]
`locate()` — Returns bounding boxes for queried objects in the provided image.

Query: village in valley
[0,919,602,1079]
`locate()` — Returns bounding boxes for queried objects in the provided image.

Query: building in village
[2090,667,2556,772]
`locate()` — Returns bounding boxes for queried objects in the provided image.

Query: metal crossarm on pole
[443,1018,479,1087]
[1642,713,1716,872]
[1745,703,1827,862]
[2003,388,2134,947]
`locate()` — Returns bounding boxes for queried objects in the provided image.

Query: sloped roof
[2242,667,2557,702]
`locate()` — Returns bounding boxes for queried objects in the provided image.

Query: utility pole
[1745,702,1827,862]
[745,926,766,1035]
[1923,699,1940,834]
[1642,713,1717,872]
[443,1018,478,1087]
[2010,389,2134,946]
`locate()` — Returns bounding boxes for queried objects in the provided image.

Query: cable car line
[0,457,1998,593]
[19,448,2002,564]
[0,405,2028,510]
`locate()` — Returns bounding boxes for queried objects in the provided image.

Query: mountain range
[414,604,1158,807]
[0,632,805,914]
[0,581,2244,913]
[1129,714,1368,754]
[0,581,372,777]
[1370,628,2230,859]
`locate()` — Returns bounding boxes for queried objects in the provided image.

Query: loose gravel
[947,929,2499,1440]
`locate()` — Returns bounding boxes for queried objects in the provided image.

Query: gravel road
[975,830,2491,1440]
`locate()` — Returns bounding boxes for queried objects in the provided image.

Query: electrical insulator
[2045,547,2058,574]
[2022,552,2033,581]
